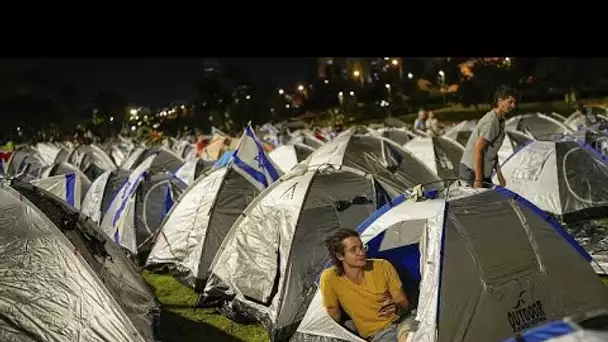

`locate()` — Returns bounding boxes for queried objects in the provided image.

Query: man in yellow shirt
[320,229,414,342]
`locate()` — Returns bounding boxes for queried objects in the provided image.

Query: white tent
[30,173,82,208]
[202,163,398,340]
[269,143,315,173]
[293,186,608,342]
[494,140,608,222]
[403,136,464,179]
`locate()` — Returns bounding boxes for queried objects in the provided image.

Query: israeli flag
[230,123,282,190]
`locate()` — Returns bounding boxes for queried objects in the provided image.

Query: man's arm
[473,137,489,185]
[320,271,342,323]
[384,261,410,317]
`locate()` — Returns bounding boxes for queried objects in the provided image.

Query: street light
[245,95,251,100]
[391,59,399,66]
[324,79,329,84]
[297,85,304,91]
[385,84,391,89]
[407,73,413,79]
[438,70,445,77]
[278,89,284,95]
[353,70,360,77]
[338,91,343,97]
[129,109,138,115]
[349,91,355,96]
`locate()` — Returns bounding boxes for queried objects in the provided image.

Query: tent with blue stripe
[37,162,92,206]
[30,173,82,209]
[145,124,282,290]
[293,185,608,342]
[505,309,608,342]
[99,154,187,258]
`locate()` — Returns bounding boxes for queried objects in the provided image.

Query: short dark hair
[492,85,520,107]
[325,228,360,276]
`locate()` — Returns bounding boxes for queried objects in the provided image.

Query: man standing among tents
[459,86,519,188]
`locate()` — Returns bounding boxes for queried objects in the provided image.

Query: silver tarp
[293,187,608,342]
[203,164,394,341]
[495,140,608,222]
[0,186,147,342]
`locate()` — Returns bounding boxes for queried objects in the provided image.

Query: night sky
[2,58,317,107]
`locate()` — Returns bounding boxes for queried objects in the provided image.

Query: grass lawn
[144,270,608,342]
[142,271,269,342]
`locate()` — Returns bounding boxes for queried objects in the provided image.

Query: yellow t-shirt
[319,258,403,338]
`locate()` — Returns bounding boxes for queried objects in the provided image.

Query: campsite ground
[143,271,269,342]
[144,272,608,342]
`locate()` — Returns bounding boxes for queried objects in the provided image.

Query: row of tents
[2,110,608,341]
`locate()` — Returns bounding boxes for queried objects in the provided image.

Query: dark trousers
[459,163,493,188]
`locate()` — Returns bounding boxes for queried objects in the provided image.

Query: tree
[462,58,521,107]
[532,58,608,104]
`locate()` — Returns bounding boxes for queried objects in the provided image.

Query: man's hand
[378,297,397,318]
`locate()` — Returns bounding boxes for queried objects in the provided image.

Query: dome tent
[3,180,161,341]
[30,173,82,208]
[494,140,608,223]
[403,136,464,179]
[68,143,117,180]
[504,309,608,342]
[38,161,92,204]
[100,154,187,256]
[0,185,149,342]
[121,145,184,173]
[201,163,397,341]
[174,158,214,185]
[145,124,282,289]
[304,132,440,195]
[292,185,608,342]
[442,119,477,147]
[81,168,131,224]
[506,113,572,140]
[269,143,315,173]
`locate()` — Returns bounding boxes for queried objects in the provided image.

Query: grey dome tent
[505,309,608,342]
[403,136,464,179]
[100,155,187,256]
[506,113,572,140]
[0,185,148,342]
[121,145,184,173]
[304,132,440,195]
[442,120,477,147]
[145,126,283,289]
[81,169,132,224]
[5,146,45,180]
[30,173,83,208]
[174,158,213,185]
[38,161,92,204]
[494,140,608,223]
[68,143,117,180]
[269,143,315,173]
[498,130,534,164]
[201,163,397,341]
[4,180,161,341]
[292,185,608,342]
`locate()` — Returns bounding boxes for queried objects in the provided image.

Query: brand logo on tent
[507,290,547,333]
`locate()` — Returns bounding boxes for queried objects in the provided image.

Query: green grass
[142,271,269,342]
[143,271,608,342]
